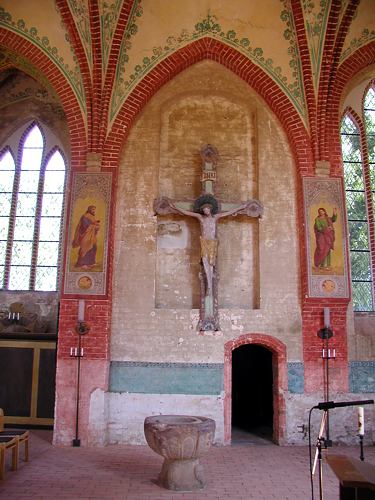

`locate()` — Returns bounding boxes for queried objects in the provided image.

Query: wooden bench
[0,436,18,480]
[326,454,375,499]
[0,408,29,476]
[0,430,29,462]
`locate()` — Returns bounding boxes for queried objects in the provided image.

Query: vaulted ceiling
[0,1,374,157]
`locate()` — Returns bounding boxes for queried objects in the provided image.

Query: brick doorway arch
[224,334,287,445]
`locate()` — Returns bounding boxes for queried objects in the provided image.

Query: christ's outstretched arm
[169,201,202,220]
[215,201,250,219]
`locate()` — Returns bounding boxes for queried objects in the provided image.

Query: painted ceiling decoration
[340,26,375,63]
[302,0,330,89]
[66,0,93,73]
[100,0,124,76]
[339,0,375,63]
[0,47,61,103]
[110,0,143,121]
[0,0,373,145]
[109,1,306,125]
[0,5,86,113]
[0,69,65,119]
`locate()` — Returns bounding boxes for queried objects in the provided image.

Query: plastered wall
[112,60,301,362]
[107,60,301,443]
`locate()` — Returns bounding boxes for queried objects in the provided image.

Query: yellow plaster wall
[125,0,295,84]
[1,0,76,69]
[341,0,375,61]
[341,65,375,116]
[112,60,300,363]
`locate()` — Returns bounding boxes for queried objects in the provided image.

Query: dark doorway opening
[232,344,273,444]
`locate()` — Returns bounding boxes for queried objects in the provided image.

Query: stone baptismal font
[144,415,215,491]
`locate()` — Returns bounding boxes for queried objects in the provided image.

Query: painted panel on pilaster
[303,177,350,298]
[64,172,112,296]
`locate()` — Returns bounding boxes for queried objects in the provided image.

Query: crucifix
[154,145,263,332]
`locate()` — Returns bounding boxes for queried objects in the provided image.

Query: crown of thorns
[194,194,219,215]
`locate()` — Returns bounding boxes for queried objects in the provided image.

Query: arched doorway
[224,334,287,445]
[232,344,273,443]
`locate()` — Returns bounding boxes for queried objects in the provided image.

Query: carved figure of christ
[163,199,254,296]
[154,194,263,332]
[154,144,262,332]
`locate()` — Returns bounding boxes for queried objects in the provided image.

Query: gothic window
[341,84,375,311]
[0,122,67,291]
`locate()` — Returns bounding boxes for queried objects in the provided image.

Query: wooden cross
[154,145,263,332]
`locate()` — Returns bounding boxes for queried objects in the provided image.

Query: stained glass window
[341,84,375,311]
[0,122,66,291]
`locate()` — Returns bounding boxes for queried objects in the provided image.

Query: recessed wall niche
[155,77,260,310]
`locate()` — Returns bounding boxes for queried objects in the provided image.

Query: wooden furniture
[0,409,29,462]
[326,454,375,500]
[0,436,18,480]
[0,430,29,462]
[0,337,57,426]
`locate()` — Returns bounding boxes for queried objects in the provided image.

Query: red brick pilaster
[302,301,349,394]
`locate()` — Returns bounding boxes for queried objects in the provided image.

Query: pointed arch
[327,42,375,175]
[22,122,43,146]
[363,79,375,112]
[55,0,93,150]
[105,37,313,175]
[341,104,375,311]
[341,106,362,130]
[0,28,87,168]
[317,0,360,162]
[224,333,287,445]
[98,0,136,150]
[290,0,317,161]
[0,120,67,290]
[0,146,15,166]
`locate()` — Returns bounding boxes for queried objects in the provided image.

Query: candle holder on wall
[70,300,90,447]
[317,307,335,447]
[8,311,21,322]
[76,321,90,336]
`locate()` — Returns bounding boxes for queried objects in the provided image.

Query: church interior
[0,1,375,490]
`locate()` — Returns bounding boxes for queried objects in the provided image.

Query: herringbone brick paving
[0,430,374,499]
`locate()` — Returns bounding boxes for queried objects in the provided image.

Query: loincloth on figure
[200,237,218,266]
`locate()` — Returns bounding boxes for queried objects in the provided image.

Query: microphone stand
[310,400,373,498]
[312,410,328,500]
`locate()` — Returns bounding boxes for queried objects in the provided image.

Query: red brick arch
[327,42,375,175]
[105,37,314,176]
[224,333,287,445]
[0,28,87,169]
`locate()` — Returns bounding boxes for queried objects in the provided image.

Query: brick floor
[0,431,374,499]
